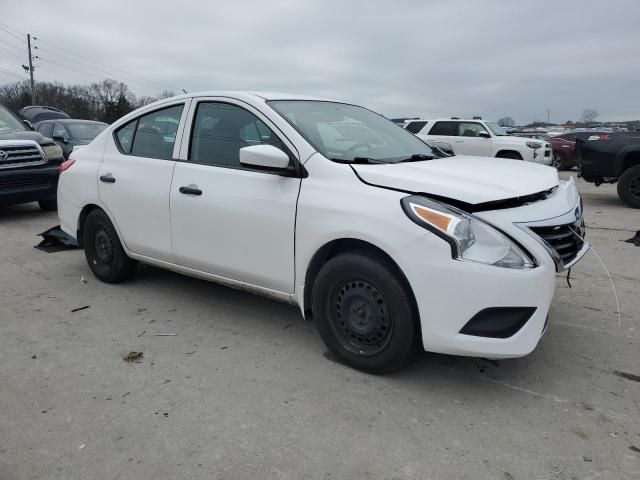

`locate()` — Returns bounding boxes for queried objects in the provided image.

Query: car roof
[36,119,107,125]
[405,118,491,123]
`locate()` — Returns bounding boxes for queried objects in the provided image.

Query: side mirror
[239,144,290,170]
[23,119,33,130]
[478,131,491,138]
[430,141,455,156]
[53,135,69,144]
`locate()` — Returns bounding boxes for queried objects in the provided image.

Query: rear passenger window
[115,121,136,154]
[131,105,184,159]
[428,121,458,136]
[115,104,184,159]
[190,102,286,169]
[405,121,426,134]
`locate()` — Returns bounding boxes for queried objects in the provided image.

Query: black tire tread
[311,251,416,374]
[83,209,137,283]
[617,164,640,209]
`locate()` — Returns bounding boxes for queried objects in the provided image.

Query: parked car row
[402,117,553,166]
[0,103,107,210]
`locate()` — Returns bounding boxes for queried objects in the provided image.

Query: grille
[530,218,585,266]
[0,176,50,190]
[0,144,46,169]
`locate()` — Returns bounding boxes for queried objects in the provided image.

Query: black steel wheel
[312,251,417,373]
[617,164,640,209]
[331,279,393,356]
[83,209,137,283]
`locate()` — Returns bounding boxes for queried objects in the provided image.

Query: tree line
[0,79,175,124]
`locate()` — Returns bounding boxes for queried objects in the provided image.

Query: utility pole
[546,109,550,125]
[27,34,36,105]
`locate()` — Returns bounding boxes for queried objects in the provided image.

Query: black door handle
[100,174,116,183]
[179,186,202,196]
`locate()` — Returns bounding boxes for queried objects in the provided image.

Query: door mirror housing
[23,119,33,130]
[53,135,69,144]
[478,131,491,138]
[239,144,290,170]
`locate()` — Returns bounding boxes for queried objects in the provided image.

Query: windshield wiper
[397,154,436,163]
[330,157,386,164]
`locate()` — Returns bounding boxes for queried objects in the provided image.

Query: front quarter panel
[294,153,450,311]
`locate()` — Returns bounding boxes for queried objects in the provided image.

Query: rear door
[98,101,189,261]
[424,121,459,151]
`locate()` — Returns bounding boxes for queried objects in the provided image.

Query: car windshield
[0,105,27,134]
[67,123,107,141]
[485,122,508,136]
[267,100,435,163]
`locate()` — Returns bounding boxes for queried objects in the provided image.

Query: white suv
[57,92,587,373]
[405,118,553,165]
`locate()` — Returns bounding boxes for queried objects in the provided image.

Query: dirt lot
[1,173,639,480]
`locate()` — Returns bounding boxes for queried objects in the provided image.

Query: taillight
[59,159,75,173]
[587,134,610,141]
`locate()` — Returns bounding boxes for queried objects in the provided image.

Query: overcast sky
[1,0,638,123]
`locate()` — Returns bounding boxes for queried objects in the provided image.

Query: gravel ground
[0,173,639,480]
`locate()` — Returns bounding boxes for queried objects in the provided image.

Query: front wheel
[311,252,417,373]
[617,164,640,208]
[83,209,137,283]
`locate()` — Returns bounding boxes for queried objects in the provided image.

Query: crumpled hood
[0,130,53,146]
[352,156,559,204]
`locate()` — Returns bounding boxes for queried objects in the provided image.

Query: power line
[36,56,158,96]
[34,36,178,92]
[0,36,25,54]
[0,67,28,81]
[0,23,25,43]
[35,45,169,94]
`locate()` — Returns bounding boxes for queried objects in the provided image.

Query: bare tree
[580,108,599,125]
[497,117,515,127]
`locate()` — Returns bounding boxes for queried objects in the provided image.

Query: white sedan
[57,92,588,373]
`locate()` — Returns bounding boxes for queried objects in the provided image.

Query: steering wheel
[345,141,373,155]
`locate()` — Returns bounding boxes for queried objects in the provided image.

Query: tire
[38,198,57,211]
[617,164,640,209]
[496,151,522,160]
[311,251,417,374]
[551,153,567,170]
[83,209,137,283]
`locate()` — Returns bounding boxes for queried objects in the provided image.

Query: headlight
[42,144,64,160]
[401,195,535,269]
[526,141,542,149]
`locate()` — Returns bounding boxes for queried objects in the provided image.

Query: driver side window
[53,123,68,140]
[458,122,488,137]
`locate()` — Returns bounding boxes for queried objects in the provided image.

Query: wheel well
[623,151,640,171]
[76,204,102,247]
[303,238,420,333]
[495,150,523,160]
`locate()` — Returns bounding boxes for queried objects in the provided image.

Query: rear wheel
[496,151,522,160]
[83,209,137,282]
[551,153,566,170]
[617,164,640,208]
[311,252,417,374]
[38,198,57,211]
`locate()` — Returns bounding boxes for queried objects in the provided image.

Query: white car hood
[352,156,559,204]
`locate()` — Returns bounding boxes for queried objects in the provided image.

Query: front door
[170,100,301,293]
